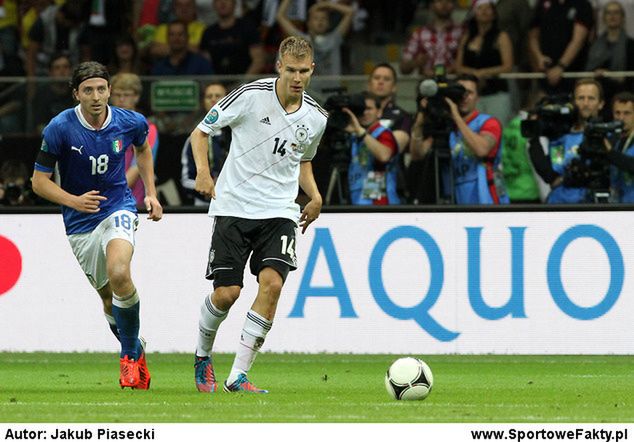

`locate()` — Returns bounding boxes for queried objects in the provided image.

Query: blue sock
[112,290,140,360]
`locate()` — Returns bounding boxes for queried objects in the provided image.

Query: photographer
[0,160,35,206]
[411,73,508,204]
[343,92,400,205]
[528,79,606,203]
[606,92,634,202]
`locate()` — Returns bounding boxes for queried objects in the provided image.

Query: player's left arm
[127,123,159,188]
[134,139,163,221]
[298,161,322,234]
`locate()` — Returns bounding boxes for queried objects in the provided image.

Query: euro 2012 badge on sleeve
[205,109,219,125]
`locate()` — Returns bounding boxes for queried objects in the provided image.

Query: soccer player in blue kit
[31,62,163,390]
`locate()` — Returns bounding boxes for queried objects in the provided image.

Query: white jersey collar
[274,78,304,116]
[74,104,113,131]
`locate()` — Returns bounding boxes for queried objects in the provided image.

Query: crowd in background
[2,0,634,207]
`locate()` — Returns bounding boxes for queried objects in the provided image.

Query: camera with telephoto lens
[520,95,577,139]
[417,68,466,139]
[321,88,367,171]
[323,89,366,131]
[563,120,623,193]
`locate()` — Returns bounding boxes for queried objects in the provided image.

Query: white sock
[196,294,228,357]
[227,310,272,384]
[105,313,116,327]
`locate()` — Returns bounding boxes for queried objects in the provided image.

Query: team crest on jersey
[112,139,123,153]
[205,109,219,125]
[295,125,309,143]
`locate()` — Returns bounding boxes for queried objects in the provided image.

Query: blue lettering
[289,228,357,318]
[369,226,459,342]
[467,227,527,319]
[547,225,623,319]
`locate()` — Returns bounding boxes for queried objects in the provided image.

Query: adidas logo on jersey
[259,117,271,125]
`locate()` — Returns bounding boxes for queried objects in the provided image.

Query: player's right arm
[190,127,215,199]
[31,170,106,213]
[191,84,246,198]
[32,128,107,213]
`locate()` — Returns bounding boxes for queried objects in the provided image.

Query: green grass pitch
[1,353,633,423]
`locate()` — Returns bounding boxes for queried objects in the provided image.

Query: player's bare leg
[195,286,239,392]
[224,268,282,393]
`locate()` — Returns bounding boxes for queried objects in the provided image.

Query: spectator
[148,0,206,59]
[261,0,310,71]
[455,0,514,124]
[26,2,87,77]
[528,0,594,94]
[606,91,634,202]
[366,62,412,202]
[410,74,509,204]
[0,0,19,58]
[110,73,160,209]
[151,20,214,75]
[367,63,412,152]
[276,0,354,75]
[19,0,53,54]
[0,160,34,206]
[400,0,463,77]
[528,79,605,203]
[593,0,634,37]
[181,82,231,206]
[199,0,265,75]
[501,112,542,203]
[108,34,144,76]
[79,0,133,66]
[32,53,75,133]
[344,92,401,205]
[0,39,25,134]
[496,0,532,69]
[363,0,418,43]
[585,1,634,107]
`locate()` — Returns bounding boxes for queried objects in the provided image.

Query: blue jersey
[610,137,634,203]
[449,113,509,205]
[34,105,148,234]
[546,132,588,204]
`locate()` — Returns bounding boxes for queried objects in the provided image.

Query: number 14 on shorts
[280,235,295,260]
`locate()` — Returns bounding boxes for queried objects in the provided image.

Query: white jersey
[196,78,328,222]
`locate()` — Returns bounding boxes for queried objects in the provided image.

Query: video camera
[417,66,466,137]
[323,88,366,131]
[520,95,577,139]
[579,120,624,156]
[319,87,368,204]
[320,88,367,205]
[563,120,623,196]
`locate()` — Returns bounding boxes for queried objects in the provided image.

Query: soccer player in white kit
[190,36,327,393]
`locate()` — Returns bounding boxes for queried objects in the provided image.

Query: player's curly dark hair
[70,61,110,91]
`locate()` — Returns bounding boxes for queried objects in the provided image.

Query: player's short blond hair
[278,36,313,61]
[111,73,142,95]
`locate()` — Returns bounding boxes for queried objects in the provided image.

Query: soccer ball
[384,357,434,401]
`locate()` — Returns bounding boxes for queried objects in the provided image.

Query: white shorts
[67,210,138,290]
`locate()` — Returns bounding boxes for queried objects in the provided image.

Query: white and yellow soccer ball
[384,357,434,401]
